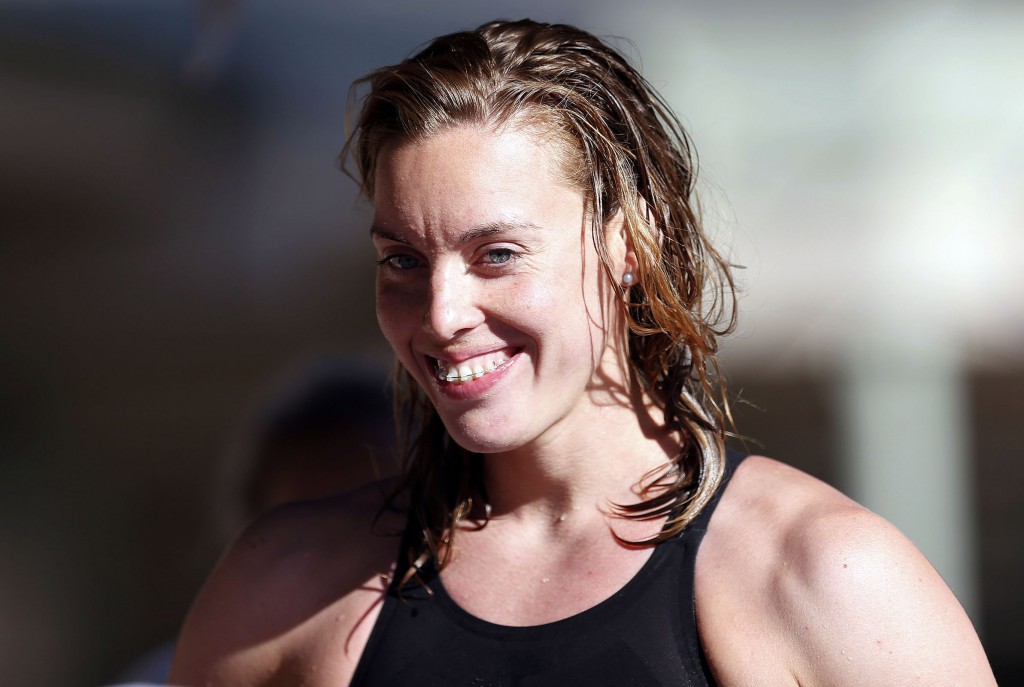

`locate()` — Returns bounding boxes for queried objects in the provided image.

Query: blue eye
[483,248,516,265]
[377,254,421,270]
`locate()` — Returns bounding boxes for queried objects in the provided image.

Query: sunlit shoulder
[168,480,403,687]
[696,456,997,687]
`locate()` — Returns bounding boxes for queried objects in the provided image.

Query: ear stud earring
[622,272,635,286]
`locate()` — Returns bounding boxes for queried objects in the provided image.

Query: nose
[422,267,484,340]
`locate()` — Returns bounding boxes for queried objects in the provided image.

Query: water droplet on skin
[542,577,550,583]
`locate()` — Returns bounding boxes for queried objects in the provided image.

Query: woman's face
[371,124,631,454]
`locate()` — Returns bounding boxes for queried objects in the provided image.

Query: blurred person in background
[169,19,996,686]
[230,358,395,525]
[109,358,393,685]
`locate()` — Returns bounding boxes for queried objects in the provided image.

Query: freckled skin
[695,456,998,686]
[372,124,627,455]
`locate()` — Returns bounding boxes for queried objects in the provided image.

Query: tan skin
[170,124,996,686]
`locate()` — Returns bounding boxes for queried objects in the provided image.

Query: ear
[604,207,639,287]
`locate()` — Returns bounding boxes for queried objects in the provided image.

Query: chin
[445,430,522,456]
[441,413,533,455]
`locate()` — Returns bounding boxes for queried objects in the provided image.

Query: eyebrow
[369,220,543,246]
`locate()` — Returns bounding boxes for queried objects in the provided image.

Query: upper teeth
[435,351,511,383]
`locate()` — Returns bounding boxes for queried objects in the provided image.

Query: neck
[480,385,678,535]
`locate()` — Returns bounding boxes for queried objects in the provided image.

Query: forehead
[371,124,585,235]
[376,122,565,188]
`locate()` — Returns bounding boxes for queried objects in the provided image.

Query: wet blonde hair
[342,19,737,583]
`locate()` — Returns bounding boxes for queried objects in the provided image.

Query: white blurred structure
[603,1,1024,620]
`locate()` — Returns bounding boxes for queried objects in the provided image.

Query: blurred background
[1,1,1021,685]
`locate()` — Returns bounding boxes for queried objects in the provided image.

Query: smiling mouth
[433,350,515,384]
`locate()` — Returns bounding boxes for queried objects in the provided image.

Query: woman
[170,19,995,686]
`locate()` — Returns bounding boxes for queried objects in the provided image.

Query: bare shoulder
[169,480,405,687]
[696,455,995,687]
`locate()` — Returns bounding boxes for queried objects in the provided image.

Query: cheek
[375,283,418,349]
[524,276,597,350]
[497,273,561,325]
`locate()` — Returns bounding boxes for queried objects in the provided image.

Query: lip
[426,347,522,400]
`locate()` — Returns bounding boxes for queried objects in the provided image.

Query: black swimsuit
[351,453,744,687]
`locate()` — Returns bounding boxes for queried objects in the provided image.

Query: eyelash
[376,247,522,271]
[376,254,420,271]
[480,247,520,266]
